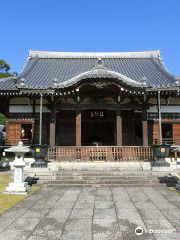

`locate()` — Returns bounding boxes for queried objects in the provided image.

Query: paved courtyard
[0,187,179,240]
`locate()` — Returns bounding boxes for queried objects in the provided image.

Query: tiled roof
[0,77,17,90]
[0,50,177,91]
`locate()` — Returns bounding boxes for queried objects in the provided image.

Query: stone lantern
[4,141,32,195]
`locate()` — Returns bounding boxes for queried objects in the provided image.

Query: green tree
[0,113,6,126]
[0,59,12,78]
[0,59,13,125]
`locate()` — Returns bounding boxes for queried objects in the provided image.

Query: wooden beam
[56,103,117,110]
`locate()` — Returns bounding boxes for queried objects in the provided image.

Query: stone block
[48,162,60,171]
[28,168,50,173]
[138,208,166,220]
[93,231,123,240]
[6,217,42,231]
[93,219,119,232]
[117,208,142,221]
[61,230,92,240]
[144,219,176,231]
[0,230,31,240]
[69,208,93,219]
[153,232,179,240]
[94,208,116,220]
[140,161,152,171]
[64,219,92,231]
[176,160,180,169]
[151,166,174,171]
[95,201,114,209]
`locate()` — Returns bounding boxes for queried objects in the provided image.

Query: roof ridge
[150,58,174,81]
[19,57,39,79]
[28,50,160,59]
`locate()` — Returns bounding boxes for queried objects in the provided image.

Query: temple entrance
[56,109,143,146]
[122,110,143,146]
[81,122,115,146]
[81,109,115,146]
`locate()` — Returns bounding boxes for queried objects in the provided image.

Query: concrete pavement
[0,186,179,240]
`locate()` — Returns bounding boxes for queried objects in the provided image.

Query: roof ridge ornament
[53,77,58,87]
[158,49,161,58]
[142,76,147,86]
[90,58,109,70]
[20,78,25,86]
[174,75,180,85]
[13,72,18,84]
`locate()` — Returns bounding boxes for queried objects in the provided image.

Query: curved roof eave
[54,69,144,89]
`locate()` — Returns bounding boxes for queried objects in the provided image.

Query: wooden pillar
[32,99,36,144]
[39,93,43,145]
[32,99,36,117]
[76,99,81,146]
[116,98,122,146]
[142,108,148,146]
[157,91,162,144]
[50,103,56,146]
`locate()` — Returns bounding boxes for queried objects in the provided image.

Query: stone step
[41,183,166,188]
[32,172,173,183]
[34,172,165,176]
[37,179,160,184]
[35,174,172,179]
[28,171,171,176]
[34,172,175,188]
[36,176,161,180]
[35,174,161,178]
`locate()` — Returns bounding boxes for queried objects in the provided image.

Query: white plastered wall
[148,106,180,113]
[9,97,50,113]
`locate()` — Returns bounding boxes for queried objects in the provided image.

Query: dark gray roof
[0,77,17,90]
[0,50,178,91]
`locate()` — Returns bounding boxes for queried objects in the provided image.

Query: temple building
[0,50,180,161]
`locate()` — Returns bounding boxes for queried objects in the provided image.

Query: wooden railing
[47,146,154,162]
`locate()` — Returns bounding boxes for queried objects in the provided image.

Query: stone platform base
[56,162,143,171]
[152,166,178,171]
[24,161,180,173]
[4,182,31,195]
[4,191,29,195]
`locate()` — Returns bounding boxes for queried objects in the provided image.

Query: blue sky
[1,0,180,75]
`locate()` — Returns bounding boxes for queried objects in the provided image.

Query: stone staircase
[27,170,176,188]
